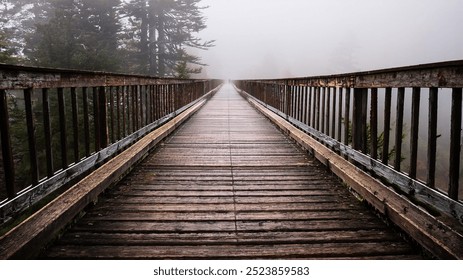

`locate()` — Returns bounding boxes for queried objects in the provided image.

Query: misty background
[195,0,463,79]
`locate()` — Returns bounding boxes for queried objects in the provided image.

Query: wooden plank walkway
[43,84,422,259]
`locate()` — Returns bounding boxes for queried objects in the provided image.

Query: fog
[196,0,463,79]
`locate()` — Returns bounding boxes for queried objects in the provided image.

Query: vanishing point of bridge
[0,61,463,259]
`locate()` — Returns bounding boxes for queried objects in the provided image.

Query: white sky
[195,0,463,79]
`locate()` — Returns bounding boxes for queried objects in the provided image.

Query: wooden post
[331,87,337,138]
[285,82,291,118]
[325,87,331,135]
[109,86,115,144]
[321,87,326,134]
[427,87,438,189]
[82,87,90,157]
[382,88,392,165]
[93,87,101,152]
[133,85,138,131]
[71,87,80,163]
[394,87,405,171]
[315,87,320,131]
[116,86,121,141]
[352,88,368,152]
[42,89,54,177]
[307,87,312,127]
[57,88,68,168]
[24,88,39,185]
[449,88,462,199]
[0,89,16,198]
[98,86,108,149]
[409,87,421,179]
[344,88,351,145]
[337,88,343,142]
[370,88,378,160]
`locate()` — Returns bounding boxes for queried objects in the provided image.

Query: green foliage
[1,0,213,75]
[344,119,406,162]
[122,0,214,76]
[174,50,202,79]
[25,0,123,71]
[0,29,17,63]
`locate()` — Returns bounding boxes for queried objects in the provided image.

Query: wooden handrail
[0,63,222,224]
[234,60,463,225]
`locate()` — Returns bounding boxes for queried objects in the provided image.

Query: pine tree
[25,0,122,71]
[0,28,16,63]
[122,0,213,76]
[76,0,123,71]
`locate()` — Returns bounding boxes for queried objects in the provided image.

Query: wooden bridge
[0,61,463,259]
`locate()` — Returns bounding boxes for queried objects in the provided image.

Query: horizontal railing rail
[0,64,222,224]
[234,60,463,225]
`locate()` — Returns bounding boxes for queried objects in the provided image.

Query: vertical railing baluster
[370,88,378,160]
[321,87,326,134]
[331,87,337,138]
[151,85,155,122]
[280,84,285,113]
[297,85,302,121]
[121,86,126,137]
[0,89,16,198]
[344,88,351,146]
[352,88,368,152]
[127,85,132,133]
[307,87,312,126]
[315,87,320,131]
[448,88,462,199]
[427,87,438,189]
[409,87,421,179]
[291,84,295,119]
[93,87,101,152]
[394,87,405,171]
[141,85,145,127]
[337,87,343,142]
[98,86,108,149]
[24,88,39,185]
[382,88,392,165]
[326,87,331,136]
[285,82,290,117]
[154,85,159,120]
[302,86,307,124]
[133,85,138,131]
[71,87,79,163]
[147,85,152,123]
[57,88,68,168]
[116,86,121,141]
[161,84,165,117]
[110,86,115,144]
[42,88,54,177]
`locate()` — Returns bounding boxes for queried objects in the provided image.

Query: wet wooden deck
[44,84,422,259]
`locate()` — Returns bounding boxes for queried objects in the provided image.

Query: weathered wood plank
[81,210,372,222]
[46,242,416,259]
[56,230,403,246]
[92,202,366,213]
[40,84,421,260]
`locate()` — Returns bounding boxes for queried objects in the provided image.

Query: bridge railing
[0,64,221,224]
[234,60,463,225]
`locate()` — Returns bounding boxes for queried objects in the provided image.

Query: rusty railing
[0,64,222,223]
[234,60,463,224]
